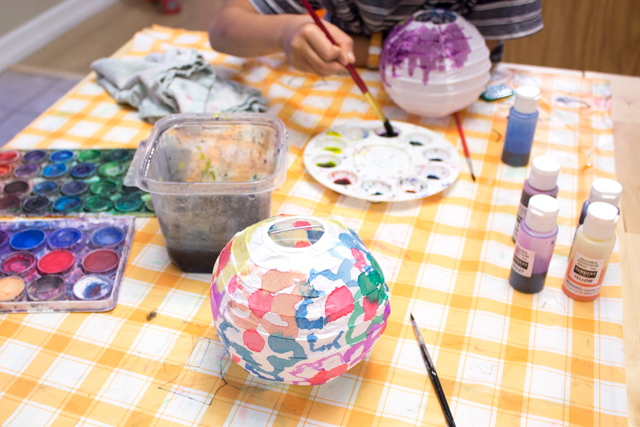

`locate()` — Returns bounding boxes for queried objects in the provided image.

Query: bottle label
[563,277,601,297]
[513,203,527,240]
[512,242,535,278]
[567,252,605,285]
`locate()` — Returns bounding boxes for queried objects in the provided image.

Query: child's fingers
[302,25,345,64]
[301,42,348,76]
[326,24,355,65]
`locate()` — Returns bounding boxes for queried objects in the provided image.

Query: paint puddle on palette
[0,216,134,312]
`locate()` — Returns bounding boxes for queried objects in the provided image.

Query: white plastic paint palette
[303,121,460,202]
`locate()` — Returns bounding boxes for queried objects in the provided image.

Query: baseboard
[0,0,118,73]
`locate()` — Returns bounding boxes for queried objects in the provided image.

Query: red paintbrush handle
[454,112,471,158]
[298,0,369,94]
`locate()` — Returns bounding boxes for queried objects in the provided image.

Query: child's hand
[282,16,356,77]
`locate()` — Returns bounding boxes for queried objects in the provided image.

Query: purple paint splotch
[381,17,472,86]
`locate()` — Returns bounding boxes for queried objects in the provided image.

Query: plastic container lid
[589,178,622,207]
[525,195,559,233]
[583,202,618,240]
[513,86,540,114]
[529,156,561,191]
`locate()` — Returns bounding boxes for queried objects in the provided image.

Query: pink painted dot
[293,220,312,229]
[308,364,349,385]
[325,286,354,322]
[351,248,367,270]
[295,241,311,248]
[243,329,265,352]
[228,276,238,294]
[363,297,378,321]
[248,289,273,317]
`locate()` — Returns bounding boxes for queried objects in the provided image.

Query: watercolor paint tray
[0,216,135,312]
[303,121,460,202]
[0,149,155,216]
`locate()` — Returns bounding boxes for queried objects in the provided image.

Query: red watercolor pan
[82,249,119,275]
[1,251,37,277]
[37,250,75,275]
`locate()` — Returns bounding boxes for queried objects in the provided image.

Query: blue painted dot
[33,181,58,196]
[53,196,82,212]
[61,181,88,196]
[48,227,84,250]
[70,163,96,179]
[90,226,125,248]
[42,163,68,178]
[49,150,74,163]
[23,150,47,164]
[10,229,46,251]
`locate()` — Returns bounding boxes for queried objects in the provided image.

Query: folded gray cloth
[91,49,268,123]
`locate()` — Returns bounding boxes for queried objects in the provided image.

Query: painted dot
[115,196,143,212]
[0,164,11,179]
[53,196,82,212]
[49,150,74,163]
[82,249,119,274]
[78,149,102,163]
[91,180,118,196]
[73,275,113,300]
[23,196,51,213]
[33,181,58,196]
[70,163,97,179]
[90,226,125,248]
[13,163,40,179]
[10,229,46,251]
[27,276,66,301]
[4,181,30,196]
[61,180,89,196]
[0,196,20,211]
[98,162,126,178]
[38,250,75,275]
[1,252,37,276]
[23,150,47,164]
[42,163,68,178]
[48,227,84,251]
[84,196,112,212]
[0,151,20,164]
[243,330,265,352]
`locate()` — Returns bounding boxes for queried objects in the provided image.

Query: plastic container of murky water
[124,113,288,273]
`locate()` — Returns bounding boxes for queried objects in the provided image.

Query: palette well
[0,149,155,216]
[303,121,461,202]
[0,216,135,312]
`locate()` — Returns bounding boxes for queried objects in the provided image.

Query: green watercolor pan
[0,149,155,216]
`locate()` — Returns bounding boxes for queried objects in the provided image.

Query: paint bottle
[501,86,541,167]
[512,156,560,242]
[575,178,622,237]
[563,202,618,301]
[509,195,559,294]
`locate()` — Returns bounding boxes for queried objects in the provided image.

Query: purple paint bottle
[512,156,560,242]
[509,195,559,294]
[501,86,541,167]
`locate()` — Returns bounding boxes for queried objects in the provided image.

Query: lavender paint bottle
[509,195,559,294]
[512,156,560,242]
[501,86,541,167]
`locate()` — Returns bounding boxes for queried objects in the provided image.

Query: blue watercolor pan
[0,216,135,312]
[0,149,154,216]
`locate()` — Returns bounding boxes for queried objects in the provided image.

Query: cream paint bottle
[563,202,619,301]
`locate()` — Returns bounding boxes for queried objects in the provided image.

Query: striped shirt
[247,0,543,40]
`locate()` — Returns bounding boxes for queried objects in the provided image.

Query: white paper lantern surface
[210,216,391,385]
[381,9,491,117]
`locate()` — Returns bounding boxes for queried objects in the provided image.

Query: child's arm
[209,0,366,76]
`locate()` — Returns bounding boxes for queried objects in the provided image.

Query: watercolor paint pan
[0,149,155,217]
[0,216,135,312]
[303,120,461,202]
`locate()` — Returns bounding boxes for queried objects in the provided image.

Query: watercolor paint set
[0,149,155,216]
[0,216,135,312]
[303,120,460,202]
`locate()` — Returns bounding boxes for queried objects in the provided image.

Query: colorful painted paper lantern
[210,216,391,385]
[381,9,491,117]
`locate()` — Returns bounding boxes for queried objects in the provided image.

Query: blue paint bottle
[501,86,541,167]
[574,178,622,240]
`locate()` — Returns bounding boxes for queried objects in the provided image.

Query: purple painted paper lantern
[381,9,491,117]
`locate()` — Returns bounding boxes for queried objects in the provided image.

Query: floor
[0,70,80,146]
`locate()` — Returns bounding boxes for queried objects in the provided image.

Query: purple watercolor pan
[0,216,135,312]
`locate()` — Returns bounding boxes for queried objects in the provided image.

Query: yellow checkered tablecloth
[0,26,625,426]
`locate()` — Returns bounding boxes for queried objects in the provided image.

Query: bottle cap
[525,195,559,233]
[589,178,622,207]
[513,86,540,114]
[583,202,618,240]
[529,156,561,191]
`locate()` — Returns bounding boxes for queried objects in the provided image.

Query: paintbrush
[454,111,476,182]
[410,313,457,427]
[298,0,396,137]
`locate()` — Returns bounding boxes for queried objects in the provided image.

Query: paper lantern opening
[267,218,325,248]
